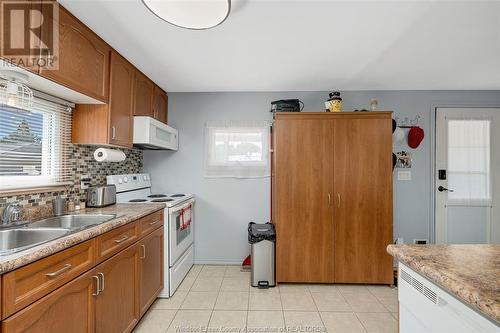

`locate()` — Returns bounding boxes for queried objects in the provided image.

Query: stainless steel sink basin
[29,214,116,230]
[0,228,71,255]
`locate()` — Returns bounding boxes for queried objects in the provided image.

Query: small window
[0,98,72,191]
[204,121,270,178]
[447,119,491,206]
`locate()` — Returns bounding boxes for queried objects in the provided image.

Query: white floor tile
[177,276,196,292]
[356,313,398,333]
[191,277,223,292]
[199,265,227,277]
[308,284,340,293]
[134,309,176,333]
[215,292,249,310]
[181,291,218,310]
[166,310,212,333]
[343,293,387,313]
[247,311,285,332]
[249,292,282,310]
[320,312,366,333]
[221,277,250,292]
[279,284,310,293]
[311,292,351,312]
[283,311,325,331]
[281,292,317,311]
[225,265,251,277]
[208,311,247,330]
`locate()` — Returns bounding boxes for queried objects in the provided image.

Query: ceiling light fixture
[0,70,33,110]
[142,0,231,30]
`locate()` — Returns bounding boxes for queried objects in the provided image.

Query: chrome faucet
[1,202,22,226]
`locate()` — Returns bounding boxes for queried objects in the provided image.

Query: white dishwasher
[398,263,499,333]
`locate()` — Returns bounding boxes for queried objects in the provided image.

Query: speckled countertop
[387,244,500,324]
[0,203,165,274]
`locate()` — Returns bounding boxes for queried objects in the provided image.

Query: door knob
[438,186,454,192]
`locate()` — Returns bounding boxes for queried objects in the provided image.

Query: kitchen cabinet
[2,270,97,333]
[40,5,110,102]
[274,118,334,283]
[73,51,135,148]
[0,210,164,333]
[95,245,140,333]
[133,71,155,118]
[273,112,393,284]
[152,85,168,124]
[138,227,164,316]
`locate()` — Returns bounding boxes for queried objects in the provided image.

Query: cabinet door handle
[45,264,72,278]
[111,126,116,139]
[114,235,129,243]
[98,272,105,292]
[92,275,100,296]
[149,220,159,226]
[327,193,331,206]
[140,245,146,259]
[337,193,341,208]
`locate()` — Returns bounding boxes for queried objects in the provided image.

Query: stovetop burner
[151,198,174,203]
[148,194,167,198]
[171,194,185,197]
[129,199,147,202]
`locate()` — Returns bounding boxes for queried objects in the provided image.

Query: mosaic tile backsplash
[0,145,143,209]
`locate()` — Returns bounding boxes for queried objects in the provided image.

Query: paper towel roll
[94,148,126,162]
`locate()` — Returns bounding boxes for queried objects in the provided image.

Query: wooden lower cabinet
[2,270,97,333]
[0,211,164,333]
[139,228,164,316]
[95,245,140,333]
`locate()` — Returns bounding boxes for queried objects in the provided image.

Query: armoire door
[274,117,334,283]
[333,116,393,284]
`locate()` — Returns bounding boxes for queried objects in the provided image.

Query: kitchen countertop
[387,244,500,324]
[0,203,165,274]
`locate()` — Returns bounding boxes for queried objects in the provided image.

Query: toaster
[86,185,116,207]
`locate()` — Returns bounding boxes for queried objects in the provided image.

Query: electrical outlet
[413,239,428,245]
[80,175,91,190]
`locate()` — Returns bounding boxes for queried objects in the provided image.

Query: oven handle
[170,199,195,214]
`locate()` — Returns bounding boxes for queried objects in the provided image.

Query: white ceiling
[59,0,500,92]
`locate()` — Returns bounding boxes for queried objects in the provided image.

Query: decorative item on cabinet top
[393,115,424,149]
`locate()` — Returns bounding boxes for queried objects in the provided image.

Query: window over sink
[204,120,271,178]
[0,97,72,191]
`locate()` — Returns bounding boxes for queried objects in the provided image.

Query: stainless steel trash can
[248,222,276,288]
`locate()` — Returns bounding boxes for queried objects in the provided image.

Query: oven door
[169,199,194,266]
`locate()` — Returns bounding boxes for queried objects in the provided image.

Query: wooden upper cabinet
[1,270,97,333]
[133,70,155,117]
[40,5,110,102]
[108,51,134,147]
[153,85,168,124]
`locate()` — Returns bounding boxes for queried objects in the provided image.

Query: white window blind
[0,97,72,190]
[447,119,491,206]
[204,120,270,178]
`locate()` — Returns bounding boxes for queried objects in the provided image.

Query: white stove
[107,173,195,298]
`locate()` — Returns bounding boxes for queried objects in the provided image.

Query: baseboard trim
[194,259,242,265]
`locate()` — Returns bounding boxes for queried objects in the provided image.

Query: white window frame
[0,98,72,191]
[204,120,271,178]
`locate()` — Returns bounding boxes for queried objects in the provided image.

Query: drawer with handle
[96,221,138,262]
[139,211,163,237]
[1,239,95,319]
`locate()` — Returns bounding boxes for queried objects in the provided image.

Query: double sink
[0,214,116,255]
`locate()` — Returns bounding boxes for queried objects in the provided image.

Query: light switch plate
[398,171,412,181]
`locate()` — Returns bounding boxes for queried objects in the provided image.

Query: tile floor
[134,265,398,333]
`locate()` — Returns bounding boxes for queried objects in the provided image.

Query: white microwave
[133,116,178,150]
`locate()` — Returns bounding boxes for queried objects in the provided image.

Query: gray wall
[144,91,500,264]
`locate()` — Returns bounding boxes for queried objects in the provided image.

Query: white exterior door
[435,108,500,244]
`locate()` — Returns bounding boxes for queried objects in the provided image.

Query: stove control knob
[123,176,129,183]
[118,178,123,184]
